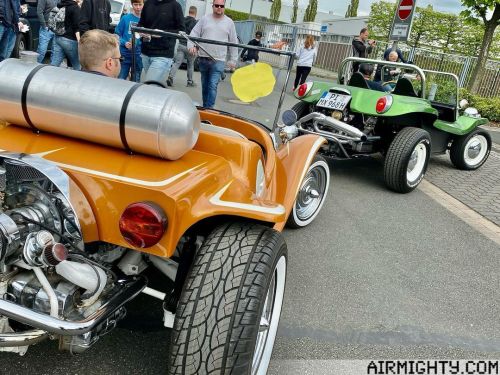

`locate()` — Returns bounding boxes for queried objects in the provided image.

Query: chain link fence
[235,20,500,98]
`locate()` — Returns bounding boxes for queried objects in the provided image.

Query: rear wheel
[168,222,287,375]
[384,127,431,193]
[287,155,330,228]
[450,128,491,170]
[291,101,310,120]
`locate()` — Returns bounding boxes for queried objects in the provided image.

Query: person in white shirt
[293,34,317,91]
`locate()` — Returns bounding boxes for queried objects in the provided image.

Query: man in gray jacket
[36,0,57,63]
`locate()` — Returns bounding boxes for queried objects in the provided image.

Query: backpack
[48,7,66,36]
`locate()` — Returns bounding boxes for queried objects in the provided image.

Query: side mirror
[281,109,298,126]
[459,99,469,109]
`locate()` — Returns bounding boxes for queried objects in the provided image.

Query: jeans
[51,36,80,70]
[169,44,195,83]
[0,24,16,61]
[141,55,172,83]
[36,27,54,63]
[198,57,225,108]
[119,53,143,82]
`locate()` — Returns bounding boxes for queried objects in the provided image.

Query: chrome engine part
[0,155,145,355]
[0,59,200,160]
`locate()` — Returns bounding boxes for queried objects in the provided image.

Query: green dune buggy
[281,57,492,193]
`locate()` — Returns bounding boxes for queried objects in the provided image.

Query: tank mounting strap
[21,64,48,134]
[119,83,143,155]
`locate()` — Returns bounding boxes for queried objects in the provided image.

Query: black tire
[12,33,26,59]
[168,222,287,375]
[287,154,330,228]
[383,127,431,193]
[450,128,491,170]
[291,101,310,120]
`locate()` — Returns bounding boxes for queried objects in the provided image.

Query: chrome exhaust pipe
[0,329,48,347]
[0,276,146,336]
[297,112,367,141]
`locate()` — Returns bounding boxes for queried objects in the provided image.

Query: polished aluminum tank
[0,59,200,160]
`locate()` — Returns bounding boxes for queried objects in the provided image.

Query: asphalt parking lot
[1,67,499,374]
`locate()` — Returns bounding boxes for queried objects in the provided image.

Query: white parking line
[418,180,500,246]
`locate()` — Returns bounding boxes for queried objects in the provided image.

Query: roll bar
[339,57,428,99]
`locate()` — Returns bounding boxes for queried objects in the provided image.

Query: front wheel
[450,128,491,170]
[384,127,431,193]
[287,155,330,228]
[12,33,26,59]
[168,222,287,375]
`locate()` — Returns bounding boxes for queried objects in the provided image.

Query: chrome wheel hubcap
[407,142,427,183]
[296,165,327,221]
[464,135,488,166]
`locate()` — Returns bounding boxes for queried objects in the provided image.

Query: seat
[392,78,418,97]
[348,72,369,89]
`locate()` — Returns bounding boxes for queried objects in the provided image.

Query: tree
[408,5,440,48]
[345,0,359,17]
[461,0,500,93]
[270,0,281,22]
[291,0,298,23]
[367,1,396,40]
[303,0,318,22]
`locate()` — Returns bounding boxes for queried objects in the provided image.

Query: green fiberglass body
[284,57,491,193]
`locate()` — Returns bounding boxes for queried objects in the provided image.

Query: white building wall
[322,16,369,37]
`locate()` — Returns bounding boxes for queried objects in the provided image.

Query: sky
[286,0,465,17]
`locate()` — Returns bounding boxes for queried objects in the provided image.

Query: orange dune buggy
[0,54,329,373]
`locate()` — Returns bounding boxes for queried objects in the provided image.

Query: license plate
[317,92,351,111]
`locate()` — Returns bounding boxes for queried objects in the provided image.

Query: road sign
[389,0,417,41]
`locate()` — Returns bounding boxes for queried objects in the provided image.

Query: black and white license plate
[316,92,351,111]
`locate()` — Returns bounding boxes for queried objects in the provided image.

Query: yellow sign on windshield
[231,62,276,103]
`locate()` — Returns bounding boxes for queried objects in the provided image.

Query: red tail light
[376,95,393,114]
[296,82,313,98]
[119,202,167,248]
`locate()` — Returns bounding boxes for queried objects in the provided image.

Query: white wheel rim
[464,134,488,167]
[293,160,330,227]
[251,255,286,375]
[407,142,427,184]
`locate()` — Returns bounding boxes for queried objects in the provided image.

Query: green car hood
[299,82,438,118]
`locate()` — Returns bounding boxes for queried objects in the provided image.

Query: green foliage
[225,8,270,23]
[303,0,318,22]
[367,1,397,40]
[270,0,282,22]
[368,0,500,59]
[345,0,359,17]
[460,88,500,122]
[291,0,298,23]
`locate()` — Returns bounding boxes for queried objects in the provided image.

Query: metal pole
[248,0,255,20]
[272,53,295,132]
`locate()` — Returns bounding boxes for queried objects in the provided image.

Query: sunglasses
[213,4,224,8]
[106,56,124,62]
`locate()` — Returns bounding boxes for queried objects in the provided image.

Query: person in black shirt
[79,0,111,35]
[352,27,375,72]
[240,30,262,65]
[51,0,81,70]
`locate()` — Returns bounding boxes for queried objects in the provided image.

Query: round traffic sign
[398,0,413,20]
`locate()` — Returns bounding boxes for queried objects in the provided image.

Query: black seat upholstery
[392,78,418,97]
[348,72,369,89]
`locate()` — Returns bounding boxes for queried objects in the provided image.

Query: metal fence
[235,20,500,98]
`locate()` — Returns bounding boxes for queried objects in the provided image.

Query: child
[293,35,317,91]
[114,0,143,81]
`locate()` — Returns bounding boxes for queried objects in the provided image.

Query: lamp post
[248,0,255,20]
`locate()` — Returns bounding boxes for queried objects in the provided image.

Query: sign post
[389,0,417,42]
